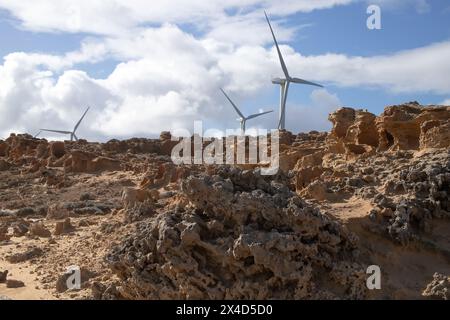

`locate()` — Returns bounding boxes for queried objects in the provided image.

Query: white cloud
[441,99,450,106]
[0,0,354,36]
[284,89,340,132]
[0,0,448,141]
[1,24,450,140]
[366,0,431,14]
[285,41,450,95]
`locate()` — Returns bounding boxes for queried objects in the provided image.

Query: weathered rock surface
[422,273,449,300]
[326,103,450,155]
[107,167,365,300]
[30,222,51,238]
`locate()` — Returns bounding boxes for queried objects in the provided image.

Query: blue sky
[0,0,449,140]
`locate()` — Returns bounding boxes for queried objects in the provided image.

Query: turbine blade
[220,88,245,119]
[40,129,72,134]
[73,106,90,132]
[290,77,323,87]
[246,110,274,120]
[265,11,289,79]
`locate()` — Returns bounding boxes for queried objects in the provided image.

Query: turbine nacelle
[271,77,287,85]
[220,88,273,134]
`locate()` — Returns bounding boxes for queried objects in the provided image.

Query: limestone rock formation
[107,167,365,300]
[326,103,450,155]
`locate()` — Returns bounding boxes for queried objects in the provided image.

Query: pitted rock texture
[106,168,365,300]
[422,273,449,300]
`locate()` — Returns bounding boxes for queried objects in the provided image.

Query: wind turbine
[34,130,42,138]
[220,88,273,134]
[264,11,323,130]
[40,107,90,141]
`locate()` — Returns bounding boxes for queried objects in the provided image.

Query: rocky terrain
[0,101,449,300]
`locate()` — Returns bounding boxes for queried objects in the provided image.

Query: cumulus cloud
[0,1,449,141]
[290,41,450,95]
[1,24,450,140]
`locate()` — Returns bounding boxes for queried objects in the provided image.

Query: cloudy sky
[0,0,449,140]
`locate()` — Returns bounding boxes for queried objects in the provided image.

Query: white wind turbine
[40,107,90,141]
[264,11,323,130]
[220,88,273,134]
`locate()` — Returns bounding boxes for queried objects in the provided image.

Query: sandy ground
[324,198,450,299]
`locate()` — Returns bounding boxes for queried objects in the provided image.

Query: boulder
[30,222,51,238]
[6,279,25,288]
[50,141,65,158]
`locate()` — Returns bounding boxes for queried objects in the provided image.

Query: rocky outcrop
[420,120,450,149]
[64,150,122,173]
[326,107,378,156]
[377,102,450,151]
[0,140,8,157]
[107,167,365,300]
[327,103,450,155]
[385,156,450,244]
[50,141,65,158]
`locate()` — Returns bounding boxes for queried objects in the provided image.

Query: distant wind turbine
[264,11,323,130]
[220,88,273,133]
[40,107,90,141]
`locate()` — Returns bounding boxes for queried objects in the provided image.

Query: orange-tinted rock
[420,120,450,149]
[50,141,65,158]
[327,103,450,154]
[91,156,122,172]
[376,103,450,151]
[65,150,121,173]
[328,107,356,139]
[294,166,324,190]
[0,141,8,157]
[326,108,378,155]
[346,112,379,148]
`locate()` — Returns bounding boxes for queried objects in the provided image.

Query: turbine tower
[220,88,273,134]
[40,107,90,141]
[264,11,323,130]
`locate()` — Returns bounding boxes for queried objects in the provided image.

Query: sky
[0,0,449,141]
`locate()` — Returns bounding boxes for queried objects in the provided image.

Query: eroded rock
[107,167,364,300]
